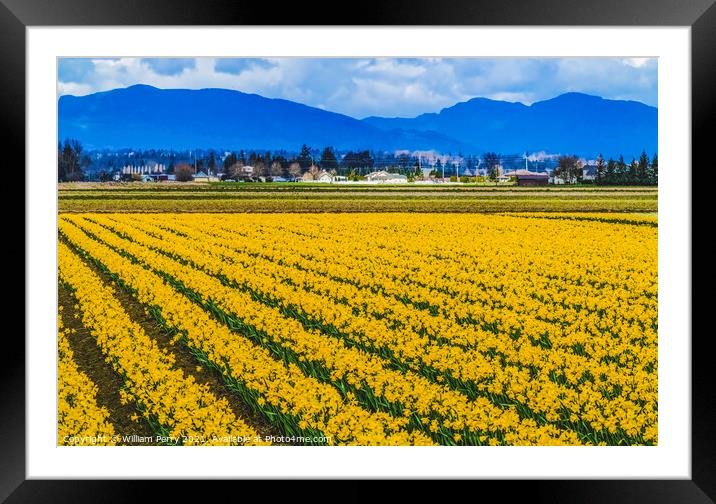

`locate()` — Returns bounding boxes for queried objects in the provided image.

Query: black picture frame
[7,0,711,501]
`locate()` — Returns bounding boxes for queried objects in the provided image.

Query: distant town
[58,141,658,186]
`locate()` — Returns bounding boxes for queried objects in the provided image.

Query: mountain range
[58,84,657,158]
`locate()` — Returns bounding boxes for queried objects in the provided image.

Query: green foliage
[554,155,583,184]
[595,152,657,186]
[58,138,86,182]
[319,147,338,170]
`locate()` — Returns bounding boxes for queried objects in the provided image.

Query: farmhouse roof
[502,169,548,179]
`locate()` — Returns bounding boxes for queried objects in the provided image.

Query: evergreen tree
[319,147,338,170]
[605,157,616,185]
[637,150,650,185]
[628,158,639,185]
[616,156,627,185]
[359,151,374,170]
[595,154,606,185]
[223,152,237,171]
[208,151,216,174]
[297,144,313,169]
[650,153,658,185]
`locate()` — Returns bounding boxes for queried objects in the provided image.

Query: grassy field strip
[504,212,658,227]
[70,214,579,446]
[57,196,658,213]
[59,182,659,192]
[59,192,659,200]
[57,313,116,445]
[59,217,435,446]
[58,241,264,445]
[104,214,654,444]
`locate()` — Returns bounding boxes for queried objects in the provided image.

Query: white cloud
[57,81,93,97]
[57,57,658,118]
[623,57,651,68]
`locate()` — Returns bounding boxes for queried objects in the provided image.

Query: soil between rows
[60,236,281,442]
[59,284,154,445]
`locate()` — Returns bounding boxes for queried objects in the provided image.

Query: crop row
[57,313,116,445]
[59,218,434,445]
[102,213,656,444]
[58,242,264,445]
[64,215,576,445]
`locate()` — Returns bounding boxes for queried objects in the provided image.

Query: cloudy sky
[58,57,657,119]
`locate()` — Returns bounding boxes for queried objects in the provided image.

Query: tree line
[59,138,658,185]
[551,151,658,185]
[593,151,658,186]
[58,139,90,182]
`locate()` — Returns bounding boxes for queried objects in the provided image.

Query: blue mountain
[58,84,472,153]
[58,85,657,158]
[363,93,657,158]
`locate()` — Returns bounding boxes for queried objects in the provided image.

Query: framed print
[7,0,713,500]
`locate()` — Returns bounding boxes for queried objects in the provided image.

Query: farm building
[317,171,334,183]
[365,171,408,183]
[193,171,210,182]
[517,173,548,186]
[142,174,170,182]
[505,169,548,186]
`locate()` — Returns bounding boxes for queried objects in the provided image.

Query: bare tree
[554,155,584,184]
[225,161,244,180]
[308,165,321,180]
[253,160,268,178]
[270,161,283,177]
[288,162,302,180]
[483,152,500,175]
[175,162,194,182]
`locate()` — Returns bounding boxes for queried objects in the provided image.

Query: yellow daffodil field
[57,212,657,446]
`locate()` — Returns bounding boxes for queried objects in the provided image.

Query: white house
[318,171,334,183]
[365,170,408,183]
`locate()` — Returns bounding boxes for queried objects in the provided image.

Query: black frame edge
[0,0,715,26]
[10,0,713,501]
[1,0,26,502]
[691,0,716,501]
